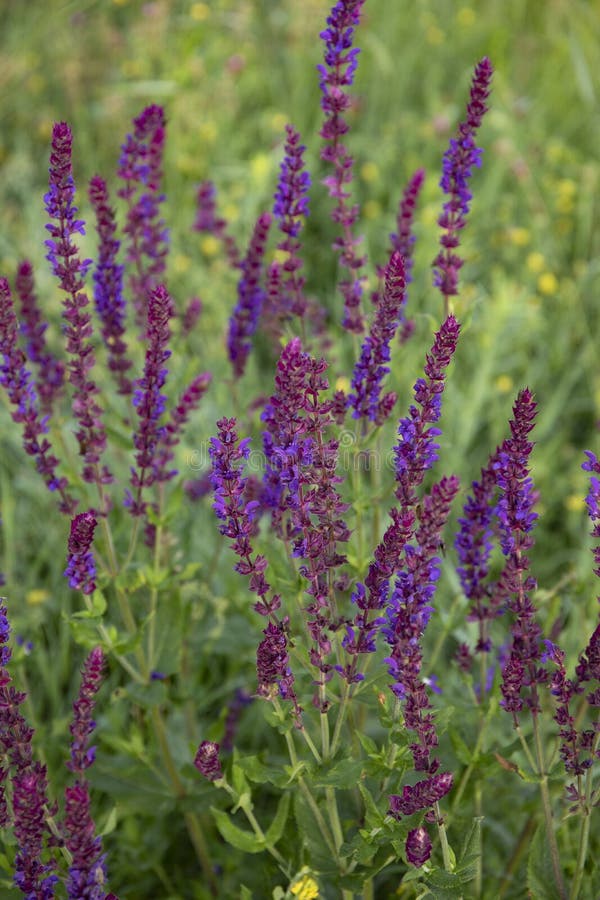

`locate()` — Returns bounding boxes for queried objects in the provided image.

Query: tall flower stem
[433,801,452,872]
[531,715,567,899]
[570,732,599,899]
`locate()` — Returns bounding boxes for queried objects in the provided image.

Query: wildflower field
[1,1,600,898]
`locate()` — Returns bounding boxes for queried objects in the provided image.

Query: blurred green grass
[1,0,600,894]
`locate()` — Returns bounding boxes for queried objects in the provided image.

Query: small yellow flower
[557,178,577,197]
[172,254,191,274]
[363,199,381,220]
[565,494,585,513]
[190,2,209,21]
[270,112,288,133]
[537,272,558,296]
[250,153,272,183]
[290,875,319,900]
[273,248,289,265]
[555,194,574,215]
[335,376,350,393]
[495,374,514,395]
[526,252,545,274]
[456,6,476,27]
[360,161,379,183]
[507,226,531,247]
[200,236,220,257]
[426,25,444,45]
[27,589,49,606]
[198,121,218,144]
[223,202,239,223]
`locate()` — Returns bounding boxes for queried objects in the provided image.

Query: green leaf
[264,792,290,846]
[358,782,385,830]
[356,731,378,756]
[100,805,119,837]
[458,816,482,867]
[240,886,253,900]
[313,758,364,788]
[527,824,563,900]
[211,806,264,854]
[236,755,272,784]
[71,589,107,618]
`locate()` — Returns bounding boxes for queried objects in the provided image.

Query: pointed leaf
[264,792,291,846]
[211,806,264,854]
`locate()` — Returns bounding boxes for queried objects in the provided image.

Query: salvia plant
[0,1,598,898]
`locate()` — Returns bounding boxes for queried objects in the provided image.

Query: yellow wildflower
[290,875,319,900]
[537,272,558,296]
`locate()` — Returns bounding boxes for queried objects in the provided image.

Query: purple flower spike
[126,284,175,517]
[389,772,453,818]
[15,260,65,413]
[318,0,367,333]
[272,123,311,322]
[67,647,105,775]
[117,105,169,326]
[154,372,212,483]
[433,57,493,308]
[194,181,241,269]
[45,123,113,497]
[495,389,545,719]
[349,251,406,423]
[228,212,272,379]
[391,169,425,286]
[194,741,223,782]
[405,826,432,868]
[395,315,461,508]
[65,511,98,595]
[0,277,76,515]
[89,175,132,395]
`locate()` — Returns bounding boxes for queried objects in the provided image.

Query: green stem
[497,814,536,899]
[297,776,338,861]
[434,800,452,872]
[569,731,599,900]
[531,714,567,900]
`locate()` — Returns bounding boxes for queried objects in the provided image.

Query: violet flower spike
[15,260,65,413]
[62,647,108,899]
[272,123,311,320]
[89,175,132,395]
[0,278,76,515]
[117,105,169,326]
[389,771,453,818]
[405,826,432,868]
[65,511,98,595]
[495,389,545,719]
[348,251,406,423]
[391,169,425,287]
[228,212,271,379]
[318,0,367,333]
[126,284,174,518]
[193,180,241,269]
[154,372,212,483]
[45,122,113,498]
[433,57,493,311]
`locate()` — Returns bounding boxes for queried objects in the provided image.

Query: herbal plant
[0,1,598,898]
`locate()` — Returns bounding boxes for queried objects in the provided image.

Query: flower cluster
[117,104,169,325]
[228,212,272,378]
[64,511,98,595]
[348,251,406,423]
[45,122,113,496]
[433,57,493,308]
[318,0,367,333]
[15,260,65,413]
[89,175,132,395]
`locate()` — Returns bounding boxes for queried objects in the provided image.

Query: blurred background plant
[1,0,599,897]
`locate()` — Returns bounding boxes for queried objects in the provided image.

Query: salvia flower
[271,123,311,321]
[154,372,212,483]
[495,389,545,719]
[194,741,223,782]
[257,620,296,701]
[117,105,169,325]
[45,122,113,496]
[228,212,272,378]
[348,251,406,423]
[15,260,65,413]
[67,647,105,775]
[389,771,454,818]
[89,175,132,395]
[318,0,367,333]
[64,512,98,595]
[390,169,425,287]
[0,277,76,515]
[126,284,174,517]
[433,57,493,309]
[405,826,432,868]
[193,180,241,269]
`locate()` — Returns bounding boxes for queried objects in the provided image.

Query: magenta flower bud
[64,511,98,595]
[405,826,432,868]
[389,772,453,818]
[194,741,223,782]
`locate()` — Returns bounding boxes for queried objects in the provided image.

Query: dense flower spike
[433,57,493,309]
[228,212,272,378]
[154,373,212,483]
[383,477,460,772]
[62,647,107,899]
[318,0,367,333]
[117,105,169,325]
[45,122,113,496]
[64,512,98,595]
[348,251,406,423]
[257,620,296,701]
[89,175,132,395]
[271,123,311,322]
[395,315,461,508]
[194,741,223,782]
[193,180,241,269]
[389,772,453,818]
[390,169,425,287]
[126,284,174,517]
[15,260,65,413]
[405,826,432,868]
[495,389,545,718]
[0,603,58,897]
[0,278,76,514]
